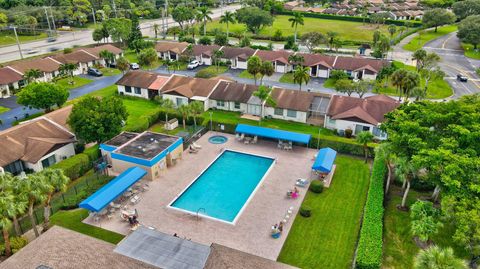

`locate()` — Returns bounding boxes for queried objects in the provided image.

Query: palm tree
[153,23,160,40]
[188,101,204,128]
[293,66,311,91]
[412,49,427,71]
[401,70,420,102]
[356,131,374,163]
[333,39,343,54]
[253,85,276,119]
[39,168,69,231]
[1,173,27,236]
[219,11,236,39]
[155,97,175,124]
[212,49,225,72]
[0,193,17,256]
[288,12,304,44]
[99,50,115,67]
[388,24,397,38]
[375,143,396,194]
[247,56,263,85]
[412,86,426,101]
[392,69,407,101]
[395,157,415,209]
[259,61,274,85]
[414,246,467,269]
[21,173,48,238]
[177,104,190,129]
[326,31,338,50]
[288,54,304,69]
[197,6,212,36]
[59,63,78,85]
[24,69,42,83]
[116,57,130,74]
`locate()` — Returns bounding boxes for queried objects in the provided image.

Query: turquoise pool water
[170,150,274,223]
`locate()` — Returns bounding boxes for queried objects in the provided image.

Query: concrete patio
[85,131,317,260]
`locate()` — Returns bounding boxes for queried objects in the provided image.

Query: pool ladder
[196,208,206,221]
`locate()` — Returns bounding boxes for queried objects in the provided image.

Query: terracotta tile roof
[0,226,156,269]
[51,50,98,64]
[0,118,75,166]
[327,94,400,125]
[161,75,220,97]
[209,81,258,103]
[155,41,189,54]
[269,87,314,112]
[0,67,23,84]
[193,45,222,57]
[297,53,335,68]
[333,56,387,73]
[115,71,171,89]
[83,44,123,57]
[255,50,292,64]
[9,58,60,74]
[220,47,256,60]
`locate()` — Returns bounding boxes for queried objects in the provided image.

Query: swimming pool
[169,150,275,224]
[208,135,228,144]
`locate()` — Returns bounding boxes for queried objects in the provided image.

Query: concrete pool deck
[84,131,317,260]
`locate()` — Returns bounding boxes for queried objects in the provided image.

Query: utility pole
[44,6,52,36]
[12,27,23,59]
[92,8,97,26]
[163,0,168,39]
[49,7,57,35]
[112,0,118,18]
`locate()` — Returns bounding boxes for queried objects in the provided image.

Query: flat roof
[104,132,139,147]
[115,132,180,160]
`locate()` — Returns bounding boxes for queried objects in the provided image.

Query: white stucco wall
[209,100,247,113]
[264,107,307,123]
[237,60,248,70]
[0,82,19,98]
[117,85,149,99]
[162,94,188,107]
[24,143,75,172]
[325,116,387,139]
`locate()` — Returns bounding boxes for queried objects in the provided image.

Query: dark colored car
[48,47,60,52]
[87,67,103,77]
[47,37,57,42]
[457,74,468,82]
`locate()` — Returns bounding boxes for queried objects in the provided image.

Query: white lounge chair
[192,142,202,149]
[296,178,310,187]
[235,133,240,140]
[252,136,258,144]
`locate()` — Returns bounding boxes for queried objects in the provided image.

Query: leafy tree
[153,23,160,39]
[356,131,374,163]
[422,8,456,32]
[17,83,69,112]
[66,0,92,26]
[452,0,480,20]
[14,15,37,35]
[197,6,212,36]
[395,157,416,209]
[354,80,371,98]
[334,79,354,96]
[212,49,224,72]
[410,201,442,243]
[138,48,157,66]
[284,35,298,51]
[116,57,130,73]
[293,66,311,91]
[188,101,203,128]
[68,96,128,143]
[99,50,115,67]
[413,49,428,71]
[21,173,48,237]
[259,61,274,85]
[420,52,443,95]
[177,104,190,129]
[377,65,397,87]
[288,12,304,43]
[327,31,338,50]
[172,5,195,30]
[457,15,480,49]
[23,69,42,83]
[373,30,382,46]
[414,246,467,269]
[39,169,69,231]
[235,7,274,34]
[253,85,276,118]
[92,28,104,43]
[330,70,349,81]
[104,18,132,45]
[219,11,236,38]
[300,32,325,53]
[155,97,175,123]
[247,55,262,85]
[199,36,212,45]
[0,12,7,27]
[388,24,397,38]
[59,63,77,85]
[214,33,228,46]
[128,16,143,49]
[239,34,251,47]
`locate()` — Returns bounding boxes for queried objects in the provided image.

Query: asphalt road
[0,4,241,63]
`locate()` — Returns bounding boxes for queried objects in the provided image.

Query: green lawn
[99,67,122,76]
[238,70,255,79]
[0,32,48,46]
[196,65,229,77]
[383,186,469,269]
[278,155,370,269]
[207,15,397,42]
[122,97,161,130]
[403,25,457,52]
[123,50,164,70]
[50,209,125,244]
[279,73,294,84]
[323,78,336,89]
[86,84,117,99]
[55,77,94,90]
[462,43,480,60]
[0,106,10,115]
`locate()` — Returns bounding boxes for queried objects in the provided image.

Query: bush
[198,36,212,45]
[330,70,349,81]
[49,153,91,180]
[83,145,100,161]
[309,180,324,193]
[284,36,298,50]
[179,36,195,44]
[345,128,353,138]
[300,206,312,217]
[10,236,28,253]
[74,142,85,154]
[355,154,387,269]
[250,44,271,51]
[214,33,228,46]
[272,29,283,41]
[195,69,217,79]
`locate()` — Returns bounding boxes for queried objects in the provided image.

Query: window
[274,108,283,116]
[373,127,387,138]
[217,100,225,107]
[134,87,141,94]
[355,124,371,134]
[287,109,297,118]
[176,98,184,107]
[125,86,132,93]
[41,155,56,168]
[234,102,240,109]
[328,117,336,125]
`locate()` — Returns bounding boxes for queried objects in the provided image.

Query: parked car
[87,67,103,77]
[49,47,60,52]
[457,74,468,82]
[130,63,140,70]
[47,37,57,43]
[187,60,200,70]
[24,49,39,54]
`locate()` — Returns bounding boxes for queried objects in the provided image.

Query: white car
[130,63,140,70]
[187,60,200,70]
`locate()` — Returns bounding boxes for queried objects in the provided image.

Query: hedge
[49,145,100,180]
[355,154,387,269]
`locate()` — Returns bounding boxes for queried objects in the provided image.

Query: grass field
[383,185,469,269]
[50,209,125,244]
[462,43,480,60]
[238,70,255,79]
[0,106,10,115]
[0,32,48,46]
[207,15,396,42]
[279,73,294,84]
[323,78,336,89]
[99,67,122,76]
[278,155,370,269]
[196,65,229,77]
[403,25,457,52]
[55,77,93,90]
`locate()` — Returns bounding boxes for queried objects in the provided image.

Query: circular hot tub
[208,135,228,144]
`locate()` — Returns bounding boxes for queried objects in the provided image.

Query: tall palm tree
[1,173,27,236]
[188,101,204,128]
[412,49,427,71]
[39,168,69,231]
[414,246,467,269]
[59,63,78,85]
[288,54,304,69]
[24,69,42,83]
[356,131,374,163]
[219,11,236,39]
[177,104,190,129]
[247,56,262,85]
[395,157,415,209]
[392,69,407,101]
[0,193,17,257]
[259,61,274,85]
[197,6,212,36]
[375,143,396,194]
[155,97,175,124]
[99,50,115,67]
[153,23,160,40]
[401,70,420,102]
[212,49,225,72]
[21,173,49,238]
[293,66,311,91]
[327,31,338,50]
[253,85,276,119]
[288,12,304,44]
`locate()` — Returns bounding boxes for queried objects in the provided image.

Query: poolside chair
[130,195,140,205]
[296,178,310,188]
[235,133,240,140]
[192,142,202,149]
[252,136,258,144]
[239,133,245,141]
[110,202,121,209]
[189,145,199,153]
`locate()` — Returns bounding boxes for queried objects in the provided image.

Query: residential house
[0,117,76,174]
[49,50,99,75]
[9,57,61,82]
[209,81,258,112]
[284,0,305,10]
[220,47,256,69]
[192,45,222,66]
[82,44,124,66]
[332,56,387,80]
[297,53,336,78]
[116,70,171,99]
[0,67,23,98]
[255,50,293,73]
[155,41,189,61]
[265,87,315,123]
[325,94,400,139]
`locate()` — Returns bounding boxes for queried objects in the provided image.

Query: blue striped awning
[312,148,337,173]
[235,124,311,144]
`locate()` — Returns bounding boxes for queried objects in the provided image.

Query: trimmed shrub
[83,145,100,161]
[10,236,28,254]
[198,36,212,45]
[49,153,90,180]
[355,154,387,269]
[195,69,217,79]
[309,180,324,193]
[300,206,312,217]
[308,136,374,158]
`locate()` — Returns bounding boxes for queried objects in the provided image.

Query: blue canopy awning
[79,167,147,212]
[312,148,337,173]
[235,124,311,144]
